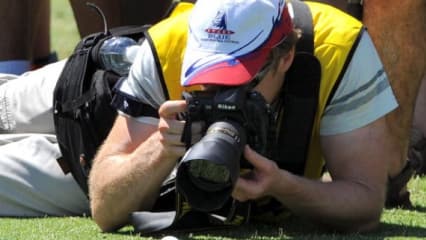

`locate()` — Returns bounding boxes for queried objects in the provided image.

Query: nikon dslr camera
[176,85,275,212]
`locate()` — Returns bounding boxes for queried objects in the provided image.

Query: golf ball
[161,236,178,240]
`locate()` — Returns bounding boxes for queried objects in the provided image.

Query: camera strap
[180,92,194,150]
[131,177,251,235]
[272,0,321,175]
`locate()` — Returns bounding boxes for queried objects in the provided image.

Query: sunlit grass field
[0,177,424,240]
[0,1,424,240]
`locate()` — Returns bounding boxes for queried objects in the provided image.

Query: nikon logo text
[217,104,236,111]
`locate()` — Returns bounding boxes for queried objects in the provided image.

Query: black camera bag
[53,25,149,194]
[52,0,182,195]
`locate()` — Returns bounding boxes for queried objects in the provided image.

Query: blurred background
[51,1,80,59]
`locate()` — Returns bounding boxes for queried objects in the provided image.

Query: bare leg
[0,1,32,60]
[363,0,426,208]
[412,75,426,174]
[363,0,426,176]
[310,0,426,206]
[32,0,52,67]
[0,1,51,74]
[0,1,32,74]
[413,75,426,136]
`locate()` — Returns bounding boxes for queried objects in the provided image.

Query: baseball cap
[181,0,293,87]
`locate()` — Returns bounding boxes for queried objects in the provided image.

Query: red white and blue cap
[181,0,293,87]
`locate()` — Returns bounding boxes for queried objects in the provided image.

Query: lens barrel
[176,120,246,212]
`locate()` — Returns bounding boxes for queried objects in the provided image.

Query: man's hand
[157,100,204,159]
[89,100,204,231]
[157,100,188,159]
[232,145,281,201]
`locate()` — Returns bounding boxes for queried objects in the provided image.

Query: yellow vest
[305,1,363,178]
[147,2,200,100]
[146,1,363,179]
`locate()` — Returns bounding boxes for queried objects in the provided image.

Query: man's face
[252,47,296,103]
[199,46,295,102]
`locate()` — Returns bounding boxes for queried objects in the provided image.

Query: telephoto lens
[176,120,246,212]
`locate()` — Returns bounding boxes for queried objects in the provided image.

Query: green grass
[50,1,80,60]
[0,177,425,240]
[2,1,423,240]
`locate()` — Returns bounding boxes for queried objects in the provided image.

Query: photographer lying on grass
[1,0,423,235]
[88,0,405,233]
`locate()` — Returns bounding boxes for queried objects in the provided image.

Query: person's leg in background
[363,0,426,208]
[31,0,57,70]
[304,0,426,207]
[411,75,426,175]
[0,0,55,75]
[0,1,34,74]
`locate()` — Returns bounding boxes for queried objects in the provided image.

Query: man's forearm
[89,131,177,232]
[272,171,385,232]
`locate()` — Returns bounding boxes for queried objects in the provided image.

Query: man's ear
[279,47,295,73]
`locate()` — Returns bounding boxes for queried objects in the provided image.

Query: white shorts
[0,61,90,216]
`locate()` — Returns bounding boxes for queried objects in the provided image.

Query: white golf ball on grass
[161,236,178,240]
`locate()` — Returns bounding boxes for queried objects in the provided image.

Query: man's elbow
[339,205,383,233]
[343,218,381,234]
[346,183,386,233]
[91,199,126,232]
[356,217,381,233]
[91,208,113,232]
[362,204,384,232]
[89,178,127,232]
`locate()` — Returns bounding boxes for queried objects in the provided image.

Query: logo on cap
[204,11,238,44]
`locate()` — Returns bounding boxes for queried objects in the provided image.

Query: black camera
[176,85,274,212]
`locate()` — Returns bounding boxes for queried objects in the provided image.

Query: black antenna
[86,2,109,35]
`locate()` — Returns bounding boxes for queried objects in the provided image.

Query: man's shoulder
[307,1,363,47]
